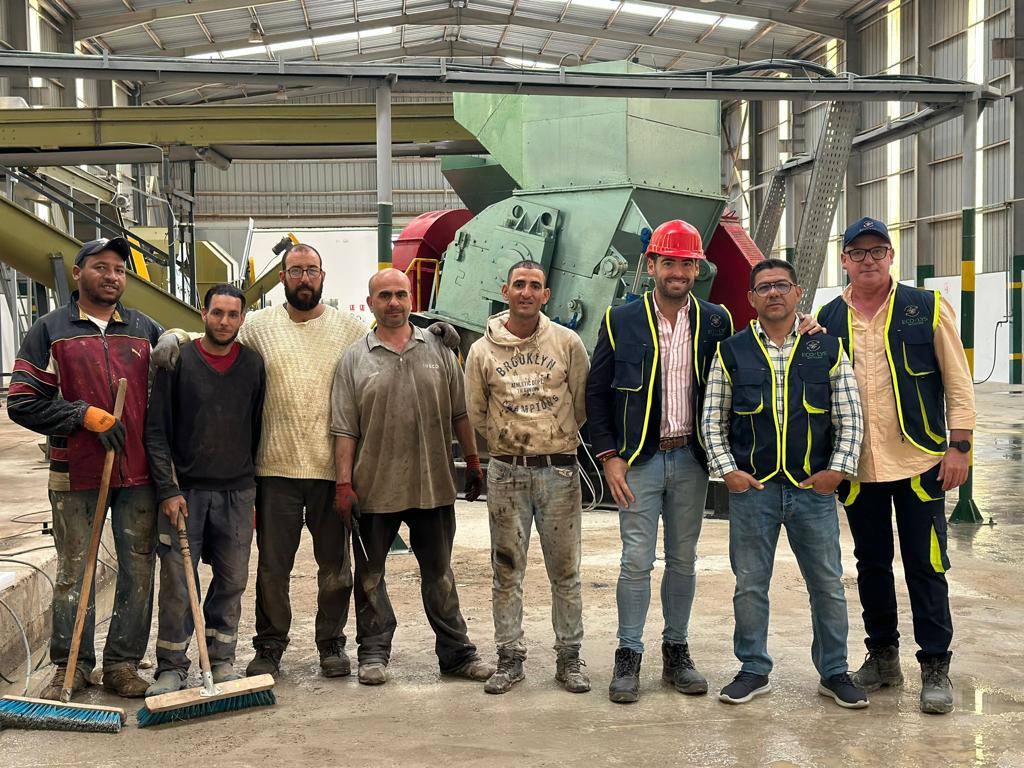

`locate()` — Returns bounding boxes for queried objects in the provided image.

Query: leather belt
[659,435,692,451]
[491,454,578,468]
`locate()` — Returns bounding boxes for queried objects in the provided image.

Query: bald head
[368,268,413,329]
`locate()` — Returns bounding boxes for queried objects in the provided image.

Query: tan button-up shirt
[842,279,975,483]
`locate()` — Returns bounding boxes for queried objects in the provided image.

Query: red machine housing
[392,208,473,311]
[705,210,765,329]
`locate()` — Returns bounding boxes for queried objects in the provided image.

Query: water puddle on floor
[955,684,1024,715]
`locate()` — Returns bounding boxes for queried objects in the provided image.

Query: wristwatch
[949,439,972,453]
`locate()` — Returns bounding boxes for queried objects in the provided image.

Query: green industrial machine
[422,61,727,351]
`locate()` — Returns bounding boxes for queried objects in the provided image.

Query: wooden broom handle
[175,513,213,680]
[62,378,127,703]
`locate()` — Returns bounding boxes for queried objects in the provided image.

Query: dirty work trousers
[616,445,707,653]
[840,461,953,662]
[354,505,478,672]
[48,485,157,674]
[486,458,583,659]
[253,477,352,655]
[154,488,256,677]
[728,479,849,679]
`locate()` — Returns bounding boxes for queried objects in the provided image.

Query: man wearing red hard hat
[586,219,823,704]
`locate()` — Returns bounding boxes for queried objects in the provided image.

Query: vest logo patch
[710,314,723,328]
[905,305,920,318]
[806,340,821,352]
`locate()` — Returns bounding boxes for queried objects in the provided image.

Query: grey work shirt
[330,324,467,513]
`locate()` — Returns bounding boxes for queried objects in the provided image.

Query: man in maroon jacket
[8,237,163,699]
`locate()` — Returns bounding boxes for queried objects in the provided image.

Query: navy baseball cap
[74,237,132,267]
[842,217,891,249]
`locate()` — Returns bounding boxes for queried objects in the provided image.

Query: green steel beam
[1012,253,1023,385]
[0,104,470,149]
[0,196,202,332]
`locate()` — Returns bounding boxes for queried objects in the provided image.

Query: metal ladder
[794,101,861,311]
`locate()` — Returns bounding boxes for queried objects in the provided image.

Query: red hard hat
[646,219,705,260]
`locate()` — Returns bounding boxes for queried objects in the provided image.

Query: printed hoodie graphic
[465,310,590,456]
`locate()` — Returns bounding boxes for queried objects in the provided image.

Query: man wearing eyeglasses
[702,258,867,708]
[816,216,975,714]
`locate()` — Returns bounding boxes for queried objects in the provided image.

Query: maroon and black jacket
[7,293,163,492]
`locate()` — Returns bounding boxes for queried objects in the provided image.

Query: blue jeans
[616,446,707,653]
[728,480,849,679]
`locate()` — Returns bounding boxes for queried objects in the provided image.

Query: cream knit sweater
[239,304,368,480]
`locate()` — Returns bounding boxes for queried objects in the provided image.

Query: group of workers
[6,212,973,717]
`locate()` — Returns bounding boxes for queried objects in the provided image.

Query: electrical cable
[1,544,56,557]
[577,432,604,513]
[0,595,32,695]
[973,317,1009,385]
[0,557,55,590]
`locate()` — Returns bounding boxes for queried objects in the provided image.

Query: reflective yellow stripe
[722,304,735,334]
[717,346,732,385]
[804,421,813,476]
[830,338,844,375]
[750,321,798,483]
[931,290,941,332]
[626,293,659,466]
[916,383,945,446]
[605,306,616,351]
[847,308,855,365]
[929,525,946,573]
[910,473,941,502]
[882,291,945,456]
[843,480,861,506]
[961,261,975,292]
[692,301,702,384]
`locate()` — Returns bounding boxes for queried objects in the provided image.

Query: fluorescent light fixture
[673,9,758,30]
[502,56,559,69]
[189,27,396,60]
[559,0,759,29]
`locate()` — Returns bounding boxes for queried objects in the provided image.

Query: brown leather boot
[101,664,150,698]
[40,665,90,700]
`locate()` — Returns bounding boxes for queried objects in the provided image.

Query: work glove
[428,322,461,352]
[334,482,360,530]
[83,406,126,453]
[152,332,183,371]
[464,455,483,502]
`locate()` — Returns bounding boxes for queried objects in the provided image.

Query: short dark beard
[204,327,239,350]
[285,282,323,311]
[80,283,120,307]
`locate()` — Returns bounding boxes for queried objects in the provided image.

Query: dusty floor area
[2,385,1024,767]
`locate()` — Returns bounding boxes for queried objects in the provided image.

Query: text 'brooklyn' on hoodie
[465,310,590,457]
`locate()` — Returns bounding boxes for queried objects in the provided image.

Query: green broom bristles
[135,689,276,728]
[0,697,124,733]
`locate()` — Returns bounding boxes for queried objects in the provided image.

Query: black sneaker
[661,641,708,695]
[608,648,642,704]
[818,672,870,709]
[246,646,283,677]
[719,671,771,704]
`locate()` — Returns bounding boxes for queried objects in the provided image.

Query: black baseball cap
[842,217,892,249]
[74,237,132,267]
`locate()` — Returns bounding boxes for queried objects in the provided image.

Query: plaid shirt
[701,319,863,478]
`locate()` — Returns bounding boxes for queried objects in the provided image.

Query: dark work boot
[319,639,352,678]
[246,646,283,678]
[608,648,642,704]
[662,641,708,695]
[852,645,903,692]
[555,649,591,693]
[484,652,524,694]
[920,657,954,714]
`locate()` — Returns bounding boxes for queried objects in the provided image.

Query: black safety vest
[817,283,946,456]
[718,324,841,485]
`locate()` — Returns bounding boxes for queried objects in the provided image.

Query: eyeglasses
[752,280,795,297]
[843,246,891,262]
[285,266,322,279]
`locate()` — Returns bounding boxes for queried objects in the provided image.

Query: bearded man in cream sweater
[153,245,461,680]
[465,260,591,695]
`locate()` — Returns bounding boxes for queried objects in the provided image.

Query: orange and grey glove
[464,455,483,502]
[334,482,359,530]
[83,406,126,453]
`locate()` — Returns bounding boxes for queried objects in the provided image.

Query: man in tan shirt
[817,216,975,715]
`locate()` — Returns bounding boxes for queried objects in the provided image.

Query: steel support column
[1012,1,1024,385]
[950,97,983,525]
[376,83,393,269]
[843,21,863,242]
[914,0,935,287]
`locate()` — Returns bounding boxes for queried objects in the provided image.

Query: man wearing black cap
[817,217,975,714]
[7,237,164,699]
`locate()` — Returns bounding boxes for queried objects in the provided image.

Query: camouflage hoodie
[465,310,590,457]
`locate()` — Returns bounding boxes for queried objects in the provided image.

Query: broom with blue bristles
[0,379,129,733]
[136,510,275,727]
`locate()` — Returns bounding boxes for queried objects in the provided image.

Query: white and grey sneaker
[719,671,771,704]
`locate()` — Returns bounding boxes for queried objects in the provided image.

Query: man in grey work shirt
[330,268,494,686]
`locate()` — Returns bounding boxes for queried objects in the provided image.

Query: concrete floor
[2,384,1024,766]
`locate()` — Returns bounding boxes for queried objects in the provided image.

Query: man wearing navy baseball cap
[817,216,975,714]
[7,235,165,699]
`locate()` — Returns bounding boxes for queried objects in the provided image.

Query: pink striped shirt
[653,294,693,438]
